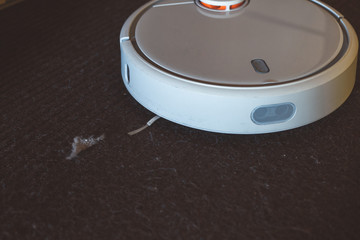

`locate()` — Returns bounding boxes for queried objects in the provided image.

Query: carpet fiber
[1,0,359,239]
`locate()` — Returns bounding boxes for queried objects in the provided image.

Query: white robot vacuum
[120,0,358,134]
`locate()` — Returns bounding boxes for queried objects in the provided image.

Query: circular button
[198,0,245,11]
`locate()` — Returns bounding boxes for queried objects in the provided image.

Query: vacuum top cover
[133,0,345,86]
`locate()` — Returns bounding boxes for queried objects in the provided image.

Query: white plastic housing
[120,0,358,134]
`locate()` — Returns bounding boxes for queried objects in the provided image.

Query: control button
[251,59,270,74]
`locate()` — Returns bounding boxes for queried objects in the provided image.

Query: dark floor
[1,0,360,239]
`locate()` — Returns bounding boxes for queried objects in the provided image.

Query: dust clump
[66,134,105,160]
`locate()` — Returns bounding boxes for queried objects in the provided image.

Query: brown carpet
[1,0,359,239]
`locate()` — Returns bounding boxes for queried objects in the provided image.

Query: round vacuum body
[120,0,358,134]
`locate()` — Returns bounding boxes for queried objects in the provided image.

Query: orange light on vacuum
[200,2,226,10]
[230,2,244,9]
[199,0,245,11]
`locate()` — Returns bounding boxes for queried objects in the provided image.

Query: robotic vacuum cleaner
[120,0,358,134]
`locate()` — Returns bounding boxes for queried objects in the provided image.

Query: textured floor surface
[1,0,359,239]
